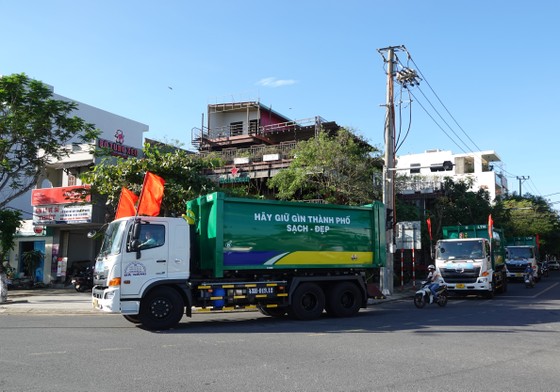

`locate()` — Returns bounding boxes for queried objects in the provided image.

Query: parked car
[547,259,560,270]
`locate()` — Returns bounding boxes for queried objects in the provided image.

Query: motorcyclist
[426,265,441,303]
[524,263,534,282]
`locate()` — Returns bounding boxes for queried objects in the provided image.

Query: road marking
[501,282,559,299]
[29,351,67,356]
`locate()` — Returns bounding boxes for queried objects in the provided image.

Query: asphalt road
[1,275,559,392]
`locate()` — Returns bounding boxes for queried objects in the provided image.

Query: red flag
[536,234,540,250]
[137,172,165,216]
[115,187,138,220]
[488,214,494,239]
[426,217,432,240]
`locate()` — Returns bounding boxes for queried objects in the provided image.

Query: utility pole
[516,175,529,196]
[378,46,398,296]
[377,45,420,296]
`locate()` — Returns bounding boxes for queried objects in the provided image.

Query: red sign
[32,185,91,206]
[97,138,139,158]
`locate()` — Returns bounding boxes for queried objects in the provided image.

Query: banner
[488,214,494,239]
[115,187,139,219]
[426,217,432,241]
[137,172,165,216]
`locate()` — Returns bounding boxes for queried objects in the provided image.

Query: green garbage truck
[92,192,386,330]
[506,236,540,281]
[434,224,508,298]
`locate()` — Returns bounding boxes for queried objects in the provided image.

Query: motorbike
[524,266,535,288]
[539,261,549,278]
[414,281,448,308]
[71,266,94,292]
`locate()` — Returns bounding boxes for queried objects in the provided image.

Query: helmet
[428,265,435,271]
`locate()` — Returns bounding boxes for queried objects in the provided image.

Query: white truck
[434,224,508,298]
[506,236,540,281]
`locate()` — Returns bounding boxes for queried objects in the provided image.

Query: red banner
[488,214,494,239]
[426,217,432,240]
[32,185,91,206]
[137,172,165,217]
[115,188,139,220]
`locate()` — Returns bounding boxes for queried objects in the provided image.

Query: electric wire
[407,55,483,152]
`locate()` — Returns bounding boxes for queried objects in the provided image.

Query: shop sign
[32,185,91,206]
[33,204,93,224]
[97,129,140,158]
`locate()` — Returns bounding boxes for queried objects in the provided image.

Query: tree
[0,209,22,302]
[0,73,99,209]
[426,177,494,240]
[81,143,221,218]
[267,129,383,205]
[498,195,560,258]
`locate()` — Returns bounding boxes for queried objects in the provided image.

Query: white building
[7,88,148,286]
[395,149,508,202]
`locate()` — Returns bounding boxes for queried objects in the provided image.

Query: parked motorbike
[524,266,535,288]
[71,266,94,292]
[414,281,448,308]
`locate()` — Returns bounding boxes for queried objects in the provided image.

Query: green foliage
[0,73,100,209]
[498,195,560,257]
[267,129,383,205]
[22,250,43,280]
[81,143,220,218]
[424,178,493,240]
[0,209,22,273]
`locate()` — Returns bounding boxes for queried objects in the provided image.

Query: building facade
[7,90,147,286]
[191,101,342,195]
[395,149,508,202]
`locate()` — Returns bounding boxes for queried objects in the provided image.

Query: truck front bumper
[444,280,491,292]
[92,286,140,315]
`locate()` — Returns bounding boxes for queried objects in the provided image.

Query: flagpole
[135,172,149,219]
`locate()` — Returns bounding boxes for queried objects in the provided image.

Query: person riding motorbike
[426,265,441,303]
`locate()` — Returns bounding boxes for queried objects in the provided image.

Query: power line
[406,54,483,152]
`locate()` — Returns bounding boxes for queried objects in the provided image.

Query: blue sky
[3,1,559,206]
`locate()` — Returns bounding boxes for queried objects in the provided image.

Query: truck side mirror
[132,220,141,241]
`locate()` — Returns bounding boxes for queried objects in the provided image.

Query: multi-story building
[191,101,341,195]
[395,149,508,202]
[7,88,147,285]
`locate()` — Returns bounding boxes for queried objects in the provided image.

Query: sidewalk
[0,284,417,315]
[0,287,96,315]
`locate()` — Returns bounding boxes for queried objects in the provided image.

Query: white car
[547,260,560,270]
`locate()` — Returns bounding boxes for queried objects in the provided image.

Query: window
[128,224,166,251]
[230,121,243,136]
[249,119,259,134]
[410,163,421,174]
[67,173,77,186]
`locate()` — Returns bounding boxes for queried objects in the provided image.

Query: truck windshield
[508,247,534,259]
[99,220,128,257]
[437,240,484,260]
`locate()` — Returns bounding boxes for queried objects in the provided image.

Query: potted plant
[22,250,44,283]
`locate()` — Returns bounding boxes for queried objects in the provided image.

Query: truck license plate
[515,273,523,277]
[455,283,465,289]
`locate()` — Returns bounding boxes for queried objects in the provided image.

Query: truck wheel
[485,282,495,299]
[325,282,361,317]
[289,282,325,321]
[139,287,184,330]
[123,315,141,324]
[257,304,287,318]
[501,274,508,293]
